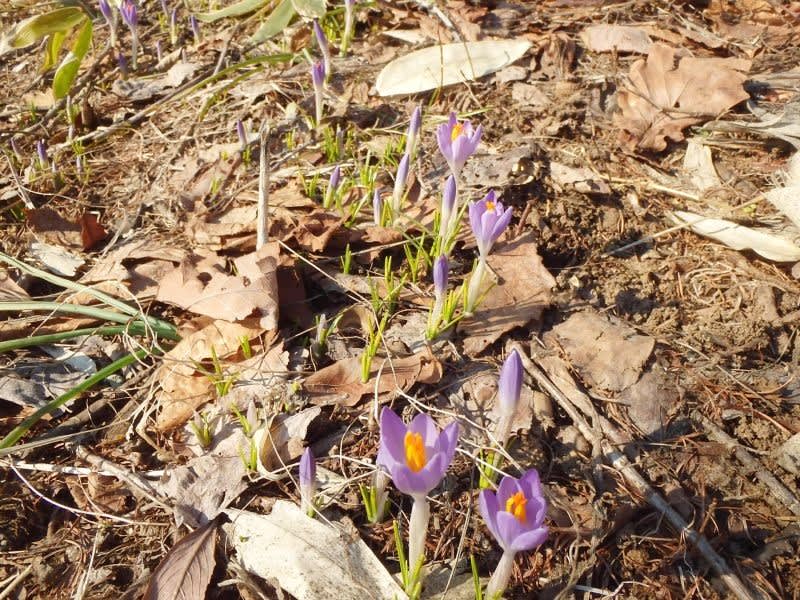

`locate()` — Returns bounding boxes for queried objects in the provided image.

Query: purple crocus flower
[439,174,457,242]
[433,255,448,301]
[468,190,512,258]
[391,152,410,215]
[190,15,201,43]
[405,105,422,158]
[498,350,522,415]
[372,189,383,226]
[120,0,137,28]
[323,165,341,209]
[313,20,331,79]
[311,60,326,125]
[98,0,114,22]
[299,447,317,516]
[377,407,459,578]
[436,112,482,178]
[479,470,548,598]
[35,140,48,169]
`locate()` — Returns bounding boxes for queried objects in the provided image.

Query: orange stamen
[505,491,528,523]
[485,200,495,211]
[404,431,426,472]
[450,122,464,142]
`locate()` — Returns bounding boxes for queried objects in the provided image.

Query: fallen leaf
[0,269,29,299]
[547,310,654,392]
[304,349,442,406]
[705,98,800,149]
[580,24,652,54]
[28,242,84,277]
[614,44,751,151]
[27,208,105,250]
[156,320,265,431]
[112,61,201,102]
[144,517,218,600]
[776,432,800,476]
[156,244,279,327]
[683,139,721,193]
[290,211,348,253]
[376,40,531,96]
[618,367,679,439]
[764,153,800,230]
[670,210,800,262]
[460,232,555,356]
[550,162,611,194]
[186,203,257,250]
[255,406,321,474]
[79,214,107,250]
[224,502,408,600]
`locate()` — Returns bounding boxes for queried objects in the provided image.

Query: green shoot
[340,243,352,275]
[189,411,214,449]
[470,555,484,600]
[360,313,388,383]
[239,335,252,359]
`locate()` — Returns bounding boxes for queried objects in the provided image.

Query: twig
[257,124,271,250]
[692,410,800,518]
[512,342,764,600]
[0,565,32,600]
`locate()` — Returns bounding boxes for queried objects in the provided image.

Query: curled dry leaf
[304,349,442,406]
[156,244,279,328]
[550,162,611,195]
[144,517,218,600]
[254,405,321,475]
[546,310,654,393]
[764,153,800,229]
[580,24,652,54]
[26,208,107,251]
[224,502,407,600]
[614,44,750,151]
[459,232,555,356]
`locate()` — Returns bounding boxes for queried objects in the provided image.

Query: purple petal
[496,511,526,551]
[436,420,460,463]
[496,474,521,508]
[526,495,547,527]
[468,200,483,241]
[509,526,548,553]
[436,124,453,165]
[412,450,449,493]
[443,175,456,215]
[299,447,316,488]
[479,489,501,542]
[378,408,408,468]
[433,255,448,298]
[489,206,513,246]
[447,111,458,128]
[497,350,523,414]
[408,412,438,449]
[389,464,425,496]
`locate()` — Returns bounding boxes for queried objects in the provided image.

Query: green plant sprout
[393,520,423,600]
[340,243,352,275]
[360,313,388,383]
[300,170,322,199]
[402,233,428,284]
[189,411,215,449]
[311,312,343,358]
[321,125,342,162]
[470,555,485,600]
[239,335,253,359]
[231,403,259,471]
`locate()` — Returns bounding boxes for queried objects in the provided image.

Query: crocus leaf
[143,518,218,600]
[41,29,66,73]
[251,0,295,43]
[0,7,86,55]
[195,0,268,22]
[375,40,531,97]
[290,0,325,18]
[53,18,93,100]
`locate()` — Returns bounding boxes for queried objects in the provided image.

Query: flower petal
[496,474,521,508]
[408,412,438,449]
[508,526,548,553]
[436,420,460,463]
[479,489,501,542]
[496,511,526,552]
[389,464,427,496]
[489,206,513,245]
[519,469,543,502]
[378,408,408,468]
[436,123,453,164]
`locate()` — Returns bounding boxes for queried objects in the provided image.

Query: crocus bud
[190,15,200,43]
[311,60,326,125]
[323,165,341,209]
[117,52,128,76]
[35,140,48,169]
[440,174,457,240]
[433,255,448,301]
[405,105,422,157]
[99,0,114,23]
[313,20,331,80]
[498,349,522,415]
[299,447,317,516]
[236,119,247,148]
[373,189,383,226]
[392,152,410,214]
[160,0,169,17]
[120,0,137,28]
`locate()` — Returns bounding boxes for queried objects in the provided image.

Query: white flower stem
[341,4,354,55]
[314,89,324,128]
[408,495,430,588]
[465,257,487,315]
[130,32,138,70]
[486,550,516,599]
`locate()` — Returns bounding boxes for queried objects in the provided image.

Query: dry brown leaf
[304,349,442,406]
[614,44,750,151]
[0,268,29,300]
[460,232,555,356]
[26,208,107,251]
[156,244,279,327]
[547,310,655,392]
[290,211,348,253]
[144,517,217,600]
[550,162,611,194]
[113,61,201,102]
[255,406,321,473]
[580,25,652,54]
[156,320,265,431]
[618,367,679,438]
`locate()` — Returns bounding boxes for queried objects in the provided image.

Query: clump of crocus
[405,105,422,158]
[311,60,326,127]
[341,0,356,55]
[120,0,138,70]
[299,447,317,516]
[377,408,459,595]
[436,112,482,180]
[323,165,341,209]
[98,0,117,47]
[464,190,512,314]
[479,470,548,598]
[313,20,331,82]
[391,152,411,220]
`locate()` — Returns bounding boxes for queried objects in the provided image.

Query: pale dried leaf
[224,502,408,600]
[112,62,201,102]
[0,269,29,299]
[550,162,611,194]
[614,44,750,151]
[683,139,721,192]
[29,242,84,277]
[460,233,555,356]
[144,518,217,600]
[255,406,321,474]
[618,367,679,439]
[580,24,652,54]
[376,40,531,96]
[671,210,800,262]
[304,350,442,406]
[548,310,654,392]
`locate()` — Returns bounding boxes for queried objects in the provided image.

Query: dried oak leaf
[26,208,107,250]
[304,349,442,406]
[614,44,750,151]
[156,244,279,328]
[459,232,555,356]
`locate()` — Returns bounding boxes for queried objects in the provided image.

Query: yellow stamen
[485,200,495,211]
[404,432,427,472]
[505,491,527,523]
[450,122,464,142]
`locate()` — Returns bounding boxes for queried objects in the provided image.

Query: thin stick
[512,343,763,600]
[257,124,270,250]
[692,410,800,517]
